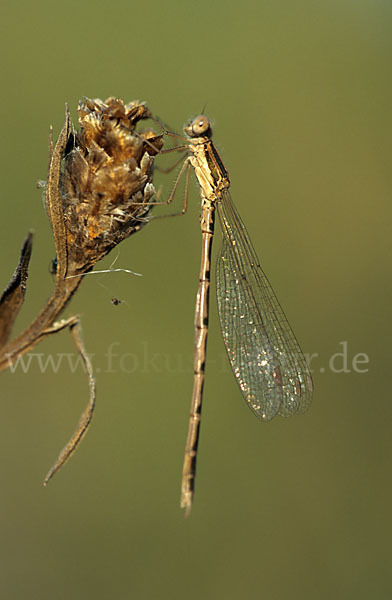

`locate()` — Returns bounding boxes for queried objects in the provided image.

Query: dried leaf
[42,316,96,485]
[0,232,33,348]
[45,105,71,283]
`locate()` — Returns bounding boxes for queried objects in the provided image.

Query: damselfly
[160,115,313,515]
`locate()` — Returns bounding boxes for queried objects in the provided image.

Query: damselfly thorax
[184,116,230,203]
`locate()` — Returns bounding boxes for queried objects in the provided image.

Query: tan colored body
[180,131,230,515]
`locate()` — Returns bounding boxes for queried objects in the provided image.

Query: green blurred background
[1,1,391,598]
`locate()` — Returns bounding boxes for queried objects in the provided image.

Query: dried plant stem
[0,273,92,482]
[0,276,82,372]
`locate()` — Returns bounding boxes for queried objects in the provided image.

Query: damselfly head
[184,115,212,138]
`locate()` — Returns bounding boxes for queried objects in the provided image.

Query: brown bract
[0,97,162,484]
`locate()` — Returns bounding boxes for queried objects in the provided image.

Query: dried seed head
[60,97,163,274]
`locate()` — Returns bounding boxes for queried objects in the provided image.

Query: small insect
[111,297,123,306]
[49,256,58,275]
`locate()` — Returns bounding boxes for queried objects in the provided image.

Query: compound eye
[192,115,210,136]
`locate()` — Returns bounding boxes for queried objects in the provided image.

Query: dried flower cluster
[61,97,163,274]
[0,97,163,482]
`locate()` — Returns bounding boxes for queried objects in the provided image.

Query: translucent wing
[216,191,313,421]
